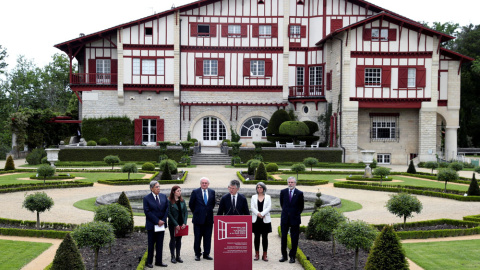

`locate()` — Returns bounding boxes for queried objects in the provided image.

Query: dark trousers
[168,226,183,257]
[147,230,165,264]
[193,223,213,256]
[281,223,300,259]
[253,231,269,252]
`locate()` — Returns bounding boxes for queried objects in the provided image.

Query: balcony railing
[70,73,117,85]
[289,85,324,98]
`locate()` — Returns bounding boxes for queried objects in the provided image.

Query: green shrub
[82,116,134,145]
[373,167,391,184]
[266,109,291,137]
[306,206,346,242]
[230,149,342,163]
[255,162,268,180]
[117,192,134,231]
[246,159,261,175]
[467,173,480,196]
[425,161,439,174]
[22,192,54,228]
[303,157,319,171]
[4,155,15,170]
[161,164,172,180]
[121,163,138,180]
[303,121,319,135]
[37,164,56,184]
[279,121,310,136]
[58,148,186,162]
[41,156,50,165]
[104,155,121,170]
[141,162,155,171]
[51,233,85,270]
[439,162,449,168]
[365,225,408,270]
[26,148,47,165]
[180,155,191,165]
[407,160,416,174]
[449,162,464,171]
[94,203,132,237]
[71,222,115,270]
[291,163,306,179]
[437,168,459,192]
[87,140,97,146]
[98,138,109,146]
[231,156,241,166]
[230,126,241,142]
[370,159,377,169]
[265,163,278,172]
[159,159,178,174]
[386,193,423,228]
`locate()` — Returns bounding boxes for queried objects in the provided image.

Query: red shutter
[241,24,248,37]
[416,67,427,87]
[111,59,117,84]
[221,24,228,37]
[265,59,273,77]
[210,24,217,37]
[190,23,197,36]
[218,59,225,76]
[134,119,142,145]
[272,24,278,38]
[157,119,164,142]
[382,67,391,87]
[363,29,372,41]
[301,25,307,38]
[356,67,365,87]
[88,59,96,83]
[243,59,250,76]
[388,29,397,41]
[287,24,291,37]
[398,67,409,88]
[195,59,203,76]
[326,71,332,90]
[252,25,259,37]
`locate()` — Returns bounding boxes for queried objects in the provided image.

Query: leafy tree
[423,21,460,50]
[407,160,416,174]
[303,120,319,135]
[22,192,54,227]
[424,161,439,174]
[37,164,55,184]
[161,163,172,180]
[246,159,261,175]
[104,155,120,170]
[51,233,85,270]
[334,220,378,270]
[385,193,423,228]
[266,109,291,136]
[4,155,15,170]
[291,163,306,180]
[365,225,409,270]
[117,192,134,231]
[121,163,138,180]
[448,161,464,171]
[254,162,268,180]
[467,173,480,196]
[94,203,132,237]
[0,45,7,74]
[306,206,346,255]
[303,157,319,171]
[39,54,72,113]
[71,221,115,270]
[373,167,391,185]
[437,168,459,192]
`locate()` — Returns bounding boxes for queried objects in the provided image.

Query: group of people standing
[142,176,304,268]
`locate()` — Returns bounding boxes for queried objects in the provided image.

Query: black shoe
[146,263,153,268]
[155,262,168,267]
[203,255,213,260]
[279,257,288,262]
[171,257,177,264]
[195,256,201,261]
[289,257,296,263]
[176,257,183,263]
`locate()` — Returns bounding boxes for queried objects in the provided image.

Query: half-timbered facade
[55,0,472,164]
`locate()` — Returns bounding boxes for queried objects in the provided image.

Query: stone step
[191,153,231,165]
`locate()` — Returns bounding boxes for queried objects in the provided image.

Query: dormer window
[198,25,210,36]
[145,27,153,36]
[372,28,388,41]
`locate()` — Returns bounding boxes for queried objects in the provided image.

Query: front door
[202,117,227,146]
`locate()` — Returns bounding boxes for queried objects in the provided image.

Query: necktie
[155,195,160,205]
[232,195,236,210]
[203,189,208,205]
[289,190,293,202]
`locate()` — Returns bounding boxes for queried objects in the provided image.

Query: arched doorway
[202,117,227,146]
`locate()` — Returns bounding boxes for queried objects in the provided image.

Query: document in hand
[154,224,165,232]
[175,225,189,237]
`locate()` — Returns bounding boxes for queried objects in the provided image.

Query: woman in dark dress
[167,185,188,264]
[250,182,272,261]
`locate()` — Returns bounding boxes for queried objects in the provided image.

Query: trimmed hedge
[345,176,392,181]
[237,171,328,186]
[58,148,190,162]
[0,217,78,230]
[277,226,316,270]
[98,171,188,185]
[30,174,75,180]
[82,116,134,145]
[0,181,94,194]
[0,227,69,239]
[280,170,363,175]
[463,214,480,222]
[229,149,342,163]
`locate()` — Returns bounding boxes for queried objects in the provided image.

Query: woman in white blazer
[251,182,272,262]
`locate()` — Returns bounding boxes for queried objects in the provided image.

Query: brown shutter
[416,67,427,87]
[157,119,164,142]
[134,119,142,145]
[265,59,273,77]
[271,24,278,38]
[388,29,397,41]
[398,67,409,88]
[356,67,365,87]
[363,29,372,41]
[210,24,217,37]
[243,59,250,76]
[241,24,248,37]
[382,67,391,87]
[111,59,117,84]
[190,23,197,36]
[88,59,96,83]
[300,25,307,38]
[218,59,225,76]
[221,24,228,37]
[195,59,203,76]
[252,25,259,37]
[326,71,332,90]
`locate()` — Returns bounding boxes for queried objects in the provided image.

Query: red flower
[11,118,15,121]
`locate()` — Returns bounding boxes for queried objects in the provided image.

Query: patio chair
[286,142,294,148]
[311,141,319,148]
[299,141,306,147]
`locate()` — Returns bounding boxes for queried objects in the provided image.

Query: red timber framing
[134,116,164,145]
[351,98,430,109]
[180,102,288,121]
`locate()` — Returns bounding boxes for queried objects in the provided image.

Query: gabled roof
[316,12,455,46]
[440,47,474,62]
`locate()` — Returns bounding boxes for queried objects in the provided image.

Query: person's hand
[181,224,186,229]
[176,225,180,230]
[257,213,263,218]
[158,220,165,226]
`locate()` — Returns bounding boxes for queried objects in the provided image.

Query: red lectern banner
[214,215,252,270]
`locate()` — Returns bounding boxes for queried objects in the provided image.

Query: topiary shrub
[365,225,409,270]
[104,155,121,170]
[87,140,97,146]
[449,162,464,172]
[266,109,291,137]
[231,156,241,166]
[279,121,310,137]
[386,193,422,228]
[37,164,56,184]
[117,192,134,232]
[306,206,346,242]
[265,163,278,172]
[26,148,46,165]
[425,161,439,174]
[246,159,261,175]
[159,159,178,174]
[291,163,306,179]
[94,203,132,237]
[373,166,391,185]
[255,162,268,180]
[4,155,15,170]
[407,160,416,174]
[467,173,480,196]
[439,162,449,168]
[437,168,459,192]
[141,162,155,171]
[303,157,319,171]
[303,120,319,135]
[161,164,172,180]
[121,163,138,180]
[180,155,191,165]
[51,233,85,270]
[98,138,109,146]
[23,192,54,228]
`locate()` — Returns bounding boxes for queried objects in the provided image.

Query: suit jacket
[280,188,304,226]
[189,188,215,225]
[251,194,272,223]
[217,193,250,216]
[143,193,169,231]
[168,199,188,227]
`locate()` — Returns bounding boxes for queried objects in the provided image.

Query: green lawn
[74,197,145,216]
[0,239,52,269]
[403,239,480,269]
[0,172,147,185]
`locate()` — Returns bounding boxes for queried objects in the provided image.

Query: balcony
[288,85,324,98]
[70,73,117,85]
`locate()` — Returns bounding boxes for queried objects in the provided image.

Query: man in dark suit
[279,176,304,264]
[143,180,169,268]
[217,179,249,216]
[189,177,216,261]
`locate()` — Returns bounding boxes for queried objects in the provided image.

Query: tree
[4,155,15,170]
[94,203,132,237]
[467,173,480,196]
[71,221,115,270]
[424,161,439,174]
[423,21,460,50]
[407,160,416,174]
[37,164,55,184]
[373,167,391,185]
[385,193,423,228]
[161,163,172,180]
[306,206,346,255]
[266,109,291,136]
[0,45,7,74]
[365,225,409,270]
[448,162,464,172]
[254,162,267,180]
[437,168,459,192]
[51,233,85,270]
[303,120,319,135]
[291,163,306,180]
[22,192,54,227]
[334,220,378,270]
[39,54,72,113]
[117,192,134,232]
[104,155,121,170]
[303,157,319,171]
[121,163,138,180]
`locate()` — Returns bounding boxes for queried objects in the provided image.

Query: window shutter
[382,67,391,87]
[356,67,365,87]
[134,119,142,145]
[301,25,307,38]
[265,59,273,77]
[111,59,117,84]
[416,67,426,87]
[221,24,228,37]
[210,24,217,37]
[363,29,372,41]
[157,119,164,142]
[272,24,278,38]
[388,29,397,41]
[252,25,259,37]
[190,23,198,36]
[218,59,225,76]
[88,59,96,83]
[287,24,291,37]
[326,71,332,90]
[195,59,203,76]
[398,67,408,88]
[241,24,248,37]
[243,59,250,76]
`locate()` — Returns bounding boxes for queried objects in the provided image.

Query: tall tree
[39,54,72,113]
[0,45,7,75]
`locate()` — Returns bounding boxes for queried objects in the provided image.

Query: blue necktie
[204,189,208,205]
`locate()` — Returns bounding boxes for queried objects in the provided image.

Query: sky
[1,0,478,72]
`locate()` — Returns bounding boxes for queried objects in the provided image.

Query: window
[133,58,165,76]
[191,23,217,37]
[364,28,397,41]
[243,59,272,77]
[157,59,165,76]
[96,59,111,84]
[240,117,269,137]
[296,67,304,90]
[365,68,382,87]
[252,24,278,38]
[370,115,399,141]
[228,25,241,36]
[203,117,226,141]
[372,29,388,41]
[142,59,155,75]
[290,25,301,38]
[142,119,157,144]
[134,117,164,145]
[198,25,210,36]
[133,59,140,75]
[310,66,323,93]
[398,67,426,88]
[145,27,153,36]
[377,154,391,164]
[250,60,265,76]
[259,25,272,37]
[407,68,416,87]
[203,60,218,76]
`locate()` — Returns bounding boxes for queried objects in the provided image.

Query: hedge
[58,148,190,162]
[0,181,94,193]
[82,116,134,145]
[98,171,188,185]
[0,217,78,230]
[0,227,69,239]
[277,226,316,270]
[30,174,75,180]
[237,171,329,186]
[280,170,363,175]
[345,176,392,181]
[463,214,480,222]
[229,149,342,163]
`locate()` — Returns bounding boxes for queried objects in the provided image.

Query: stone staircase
[191,152,231,165]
